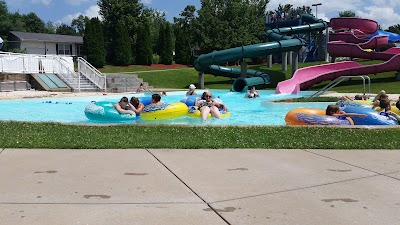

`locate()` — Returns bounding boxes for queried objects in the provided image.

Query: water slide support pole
[318,31,323,61]
[267,55,272,68]
[198,72,204,89]
[240,59,247,78]
[325,27,330,62]
[291,51,299,76]
[282,52,288,71]
[288,51,292,65]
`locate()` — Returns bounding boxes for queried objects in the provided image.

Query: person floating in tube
[244,86,260,98]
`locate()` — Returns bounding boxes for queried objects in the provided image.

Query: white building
[8,31,83,56]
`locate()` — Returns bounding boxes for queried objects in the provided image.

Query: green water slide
[194,14,328,92]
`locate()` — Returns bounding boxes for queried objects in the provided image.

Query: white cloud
[356,6,400,29]
[31,0,52,5]
[141,0,152,4]
[64,0,91,6]
[57,5,100,25]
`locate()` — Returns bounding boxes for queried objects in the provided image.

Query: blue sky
[4,0,400,29]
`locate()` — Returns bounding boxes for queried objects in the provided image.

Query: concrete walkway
[0,149,399,225]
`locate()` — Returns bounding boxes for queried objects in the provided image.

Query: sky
[4,0,400,29]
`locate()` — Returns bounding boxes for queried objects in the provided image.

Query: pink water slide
[275,17,400,94]
[276,55,400,94]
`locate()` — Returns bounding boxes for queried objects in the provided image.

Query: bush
[152,54,160,64]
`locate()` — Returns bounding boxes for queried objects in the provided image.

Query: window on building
[57,44,72,55]
[77,44,84,56]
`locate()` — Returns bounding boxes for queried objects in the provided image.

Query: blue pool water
[0,90,332,126]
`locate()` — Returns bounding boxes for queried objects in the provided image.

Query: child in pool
[325,105,366,119]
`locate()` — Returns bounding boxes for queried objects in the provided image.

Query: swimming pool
[0,90,332,126]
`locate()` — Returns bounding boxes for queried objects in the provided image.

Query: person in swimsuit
[195,91,222,121]
[129,97,144,115]
[147,93,164,106]
[244,86,260,98]
[113,97,135,115]
[326,105,365,120]
[373,93,391,111]
[186,84,197,96]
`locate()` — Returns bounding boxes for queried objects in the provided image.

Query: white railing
[77,57,106,91]
[0,51,74,74]
[52,57,79,87]
[0,52,106,92]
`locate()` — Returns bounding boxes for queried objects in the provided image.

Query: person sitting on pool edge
[195,91,223,121]
[129,97,145,115]
[113,97,135,115]
[244,86,260,98]
[147,93,164,106]
[326,104,366,120]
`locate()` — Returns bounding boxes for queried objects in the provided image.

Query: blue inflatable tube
[180,95,199,106]
[341,105,398,125]
[85,96,152,121]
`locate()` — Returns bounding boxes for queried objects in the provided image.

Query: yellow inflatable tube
[354,100,400,115]
[141,102,188,120]
[187,106,230,118]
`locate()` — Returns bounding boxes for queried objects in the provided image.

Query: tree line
[1,0,399,68]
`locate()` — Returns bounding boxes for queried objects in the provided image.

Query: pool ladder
[310,75,371,97]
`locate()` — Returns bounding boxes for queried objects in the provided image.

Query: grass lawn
[1,122,399,149]
[99,60,399,94]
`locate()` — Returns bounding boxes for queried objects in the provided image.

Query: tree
[98,0,144,63]
[195,0,268,52]
[56,24,77,35]
[162,23,173,65]
[339,10,356,17]
[136,20,152,65]
[112,20,132,66]
[156,23,165,56]
[174,26,191,64]
[386,24,400,34]
[45,21,56,34]
[23,12,47,33]
[83,17,106,68]
[174,5,197,62]
[72,15,90,35]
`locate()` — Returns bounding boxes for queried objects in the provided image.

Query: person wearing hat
[186,84,197,96]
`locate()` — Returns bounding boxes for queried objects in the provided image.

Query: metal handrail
[77,57,106,91]
[310,75,371,97]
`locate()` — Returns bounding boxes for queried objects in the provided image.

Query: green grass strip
[1,121,399,149]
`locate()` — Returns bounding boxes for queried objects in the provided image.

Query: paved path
[1,149,399,225]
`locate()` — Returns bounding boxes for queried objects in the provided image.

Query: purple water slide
[276,55,400,94]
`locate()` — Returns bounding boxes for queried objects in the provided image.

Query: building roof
[10,31,83,43]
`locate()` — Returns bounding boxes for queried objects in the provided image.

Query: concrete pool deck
[1,148,400,225]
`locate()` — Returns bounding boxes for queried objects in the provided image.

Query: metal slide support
[310,75,371,97]
[267,55,272,68]
[240,60,247,78]
[291,51,299,76]
[325,27,330,62]
[282,52,288,71]
[198,72,204,89]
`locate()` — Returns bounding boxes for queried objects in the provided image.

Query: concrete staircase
[64,73,100,92]
[106,73,153,93]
